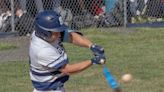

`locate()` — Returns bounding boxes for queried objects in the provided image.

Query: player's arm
[69,32,105,56]
[69,32,93,48]
[61,30,93,48]
[59,60,92,75]
[59,55,105,75]
[63,30,105,58]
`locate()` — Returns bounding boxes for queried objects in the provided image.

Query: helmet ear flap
[35,27,52,41]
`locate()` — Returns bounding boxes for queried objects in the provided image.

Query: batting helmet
[34,10,68,40]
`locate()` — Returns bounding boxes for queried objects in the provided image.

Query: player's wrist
[89,44,95,49]
[88,43,94,49]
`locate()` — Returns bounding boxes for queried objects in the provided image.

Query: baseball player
[29,10,106,92]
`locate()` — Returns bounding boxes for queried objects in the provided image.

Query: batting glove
[90,44,105,56]
[91,55,106,65]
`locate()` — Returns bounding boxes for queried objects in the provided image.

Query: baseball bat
[103,65,121,92]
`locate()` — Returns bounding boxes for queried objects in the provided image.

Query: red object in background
[161,0,164,3]
[91,0,104,16]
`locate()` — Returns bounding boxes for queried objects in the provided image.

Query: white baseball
[121,73,133,83]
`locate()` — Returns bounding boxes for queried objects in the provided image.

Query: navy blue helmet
[34,10,68,40]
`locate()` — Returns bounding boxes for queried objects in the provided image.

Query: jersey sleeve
[61,29,83,42]
[37,49,69,70]
[61,29,74,42]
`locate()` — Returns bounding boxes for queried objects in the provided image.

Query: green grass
[0,28,164,92]
[0,43,17,50]
[0,61,32,92]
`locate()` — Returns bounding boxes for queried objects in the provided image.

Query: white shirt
[29,31,69,91]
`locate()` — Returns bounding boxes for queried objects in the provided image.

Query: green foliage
[0,43,17,51]
[0,28,164,92]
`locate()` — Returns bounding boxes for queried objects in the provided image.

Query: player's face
[48,32,61,43]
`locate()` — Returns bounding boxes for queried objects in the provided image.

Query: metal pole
[10,0,15,32]
[124,0,127,27]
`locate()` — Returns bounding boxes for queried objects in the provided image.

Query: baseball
[121,73,133,83]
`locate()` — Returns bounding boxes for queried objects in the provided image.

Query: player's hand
[90,44,104,56]
[91,55,106,65]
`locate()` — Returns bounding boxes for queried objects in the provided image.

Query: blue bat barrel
[103,66,119,89]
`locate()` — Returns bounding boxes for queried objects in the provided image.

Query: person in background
[0,10,11,31]
[18,0,27,13]
[34,0,44,12]
[160,0,164,17]
[15,8,34,36]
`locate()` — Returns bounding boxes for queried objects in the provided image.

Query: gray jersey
[29,31,69,91]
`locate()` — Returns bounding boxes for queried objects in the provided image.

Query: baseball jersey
[29,30,73,91]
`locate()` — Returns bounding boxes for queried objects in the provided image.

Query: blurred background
[0,0,164,36]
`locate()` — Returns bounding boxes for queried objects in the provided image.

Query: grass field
[0,43,17,50]
[0,28,164,92]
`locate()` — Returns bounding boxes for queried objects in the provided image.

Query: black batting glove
[91,55,106,65]
[90,44,105,56]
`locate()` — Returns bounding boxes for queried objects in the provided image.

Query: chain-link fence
[0,0,124,36]
[126,0,164,27]
[0,0,164,36]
